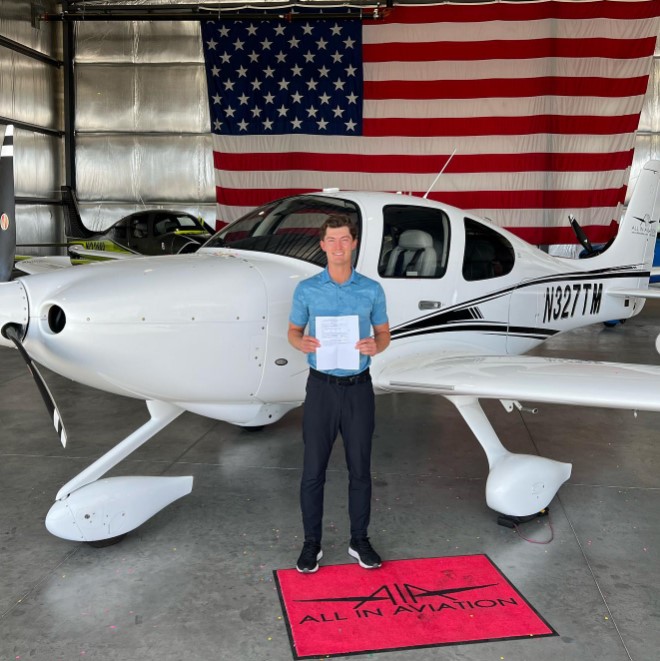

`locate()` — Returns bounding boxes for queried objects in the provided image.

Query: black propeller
[2,323,68,447]
[0,124,68,446]
[568,214,596,256]
[0,124,16,282]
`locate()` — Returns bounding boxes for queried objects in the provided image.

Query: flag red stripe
[365,77,649,100]
[364,115,641,137]
[510,224,618,245]
[214,150,634,174]
[383,2,660,23]
[424,188,626,209]
[364,38,657,63]
[216,186,626,210]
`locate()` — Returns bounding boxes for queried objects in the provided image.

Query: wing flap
[377,354,660,412]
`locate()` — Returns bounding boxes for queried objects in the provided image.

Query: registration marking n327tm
[543,282,602,323]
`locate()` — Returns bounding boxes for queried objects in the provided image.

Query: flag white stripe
[363,18,659,44]
[213,133,634,156]
[364,96,644,120]
[364,57,651,82]
[214,168,628,193]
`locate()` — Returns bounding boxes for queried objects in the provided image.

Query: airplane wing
[13,247,140,275]
[375,353,660,413]
[14,256,75,275]
[68,246,139,260]
[609,286,660,299]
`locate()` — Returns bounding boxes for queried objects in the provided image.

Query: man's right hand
[299,335,321,354]
[288,322,321,353]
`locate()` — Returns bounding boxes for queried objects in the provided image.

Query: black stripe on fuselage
[393,322,557,341]
[390,267,647,340]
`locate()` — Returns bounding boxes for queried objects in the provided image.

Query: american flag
[201,1,660,244]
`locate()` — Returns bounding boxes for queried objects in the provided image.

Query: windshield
[206,195,361,266]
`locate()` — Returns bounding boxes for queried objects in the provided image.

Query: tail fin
[592,161,660,271]
[61,185,96,239]
[0,125,16,282]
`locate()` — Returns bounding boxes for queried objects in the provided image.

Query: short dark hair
[320,214,358,240]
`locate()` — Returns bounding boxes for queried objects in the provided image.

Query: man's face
[320,226,357,268]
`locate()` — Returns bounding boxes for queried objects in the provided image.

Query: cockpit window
[205,195,361,266]
[462,218,515,281]
[153,213,200,236]
[378,205,450,278]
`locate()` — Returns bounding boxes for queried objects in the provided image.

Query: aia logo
[292,579,522,624]
[632,214,658,236]
[0,213,9,231]
[296,580,499,610]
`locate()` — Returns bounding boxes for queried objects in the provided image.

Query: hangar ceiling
[1,0,659,251]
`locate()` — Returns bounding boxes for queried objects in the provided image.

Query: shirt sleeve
[289,282,309,327]
[371,282,388,326]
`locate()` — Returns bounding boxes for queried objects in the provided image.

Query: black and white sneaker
[348,537,382,569]
[296,541,323,573]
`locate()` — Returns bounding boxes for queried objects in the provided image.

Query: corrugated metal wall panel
[73,18,215,228]
[75,64,209,132]
[0,0,62,252]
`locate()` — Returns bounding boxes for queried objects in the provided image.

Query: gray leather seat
[384,229,437,277]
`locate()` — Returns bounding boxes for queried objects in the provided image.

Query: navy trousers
[300,372,375,543]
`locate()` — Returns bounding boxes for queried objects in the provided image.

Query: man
[288,214,390,573]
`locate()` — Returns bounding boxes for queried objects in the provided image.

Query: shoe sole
[296,549,323,573]
[348,546,382,569]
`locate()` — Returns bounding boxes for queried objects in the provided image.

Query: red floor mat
[275,554,556,659]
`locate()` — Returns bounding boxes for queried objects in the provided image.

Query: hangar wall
[74,19,216,230]
[0,0,63,253]
[2,1,660,246]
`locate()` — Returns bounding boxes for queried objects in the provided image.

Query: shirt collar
[321,267,356,286]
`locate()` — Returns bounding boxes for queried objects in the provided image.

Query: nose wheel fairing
[46,400,191,542]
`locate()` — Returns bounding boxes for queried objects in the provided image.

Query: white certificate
[315,315,360,371]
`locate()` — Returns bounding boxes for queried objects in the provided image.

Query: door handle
[419,300,441,310]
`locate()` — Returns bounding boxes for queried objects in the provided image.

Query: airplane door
[357,203,456,331]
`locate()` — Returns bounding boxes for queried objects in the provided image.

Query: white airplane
[2,122,660,544]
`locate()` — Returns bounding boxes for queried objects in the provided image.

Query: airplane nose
[0,279,29,348]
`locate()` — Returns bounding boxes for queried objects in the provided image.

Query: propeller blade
[0,124,16,282]
[3,324,68,447]
[568,214,595,255]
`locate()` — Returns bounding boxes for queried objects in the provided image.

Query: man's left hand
[356,337,378,356]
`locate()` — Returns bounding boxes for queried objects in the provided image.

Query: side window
[130,216,149,239]
[378,205,450,278]
[462,218,515,281]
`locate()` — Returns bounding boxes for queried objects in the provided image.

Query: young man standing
[288,214,390,573]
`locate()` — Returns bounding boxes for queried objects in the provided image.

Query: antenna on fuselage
[423,148,457,199]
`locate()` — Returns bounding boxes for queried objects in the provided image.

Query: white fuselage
[0,192,649,426]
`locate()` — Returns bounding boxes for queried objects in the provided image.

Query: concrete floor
[1,302,659,661]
